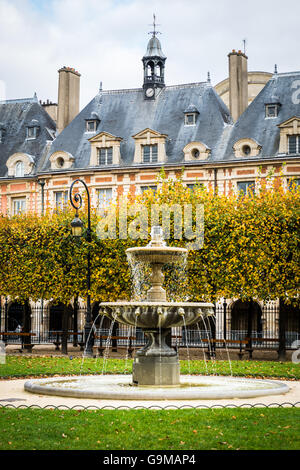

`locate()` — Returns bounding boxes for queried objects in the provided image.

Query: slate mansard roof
[220,71,300,162]
[0,97,56,177]
[46,82,232,171]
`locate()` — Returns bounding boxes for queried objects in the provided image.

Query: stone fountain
[24,226,290,401]
[101,226,214,386]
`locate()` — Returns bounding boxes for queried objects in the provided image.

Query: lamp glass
[71,216,83,237]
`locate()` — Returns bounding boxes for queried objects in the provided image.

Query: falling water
[123,325,132,375]
[182,315,192,386]
[196,322,209,375]
[202,315,217,375]
[94,314,106,370]
[210,315,233,376]
[101,317,116,376]
[80,313,101,375]
[127,252,151,301]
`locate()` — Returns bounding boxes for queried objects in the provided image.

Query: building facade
[0,31,299,353]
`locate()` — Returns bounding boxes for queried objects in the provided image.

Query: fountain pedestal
[132,327,180,386]
[133,355,180,386]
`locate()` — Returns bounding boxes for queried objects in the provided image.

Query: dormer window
[15,161,24,177]
[26,126,38,140]
[26,119,39,140]
[86,120,98,133]
[233,138,262,158]
[98,147,113,165]
[143,144,158,163]
[265,103,280,118]
[85,112,100,133]
[288,135,300,154]
[185,114,196,125]
[184,104,199,126]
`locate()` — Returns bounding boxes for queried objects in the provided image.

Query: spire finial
[148,13,161,37]
[207,71,211,83]
[274,64,278,74]
[99,81,103,92]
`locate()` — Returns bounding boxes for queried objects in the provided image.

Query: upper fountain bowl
[126,245,187,265]
[126,226,187,265]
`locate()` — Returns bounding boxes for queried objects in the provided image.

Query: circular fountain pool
[24,375,289,400]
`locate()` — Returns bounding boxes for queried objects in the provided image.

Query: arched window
[15,161,24,177]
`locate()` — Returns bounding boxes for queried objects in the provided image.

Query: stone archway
[229,299,263,339]
[7,301,31,332]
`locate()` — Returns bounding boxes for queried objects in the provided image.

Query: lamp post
[69,179,94,357]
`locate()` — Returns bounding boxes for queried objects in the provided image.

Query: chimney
[228,50,248,121]
[57,66,81,134]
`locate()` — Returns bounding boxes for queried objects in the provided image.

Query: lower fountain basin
[24,375,289,400]
[100,302,214,328]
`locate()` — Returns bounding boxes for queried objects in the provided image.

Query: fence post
[61,306,68,355]
[210,303,216,359]
[223,300,227,340]
[4,297,8,344]
[23,302,32,351]
[278,298,286,361]
[73,296,78,347]
[112,321,118,352]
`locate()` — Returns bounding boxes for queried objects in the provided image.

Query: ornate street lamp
[69,179,94,357]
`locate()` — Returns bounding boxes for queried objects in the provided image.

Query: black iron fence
[0,301,299,355]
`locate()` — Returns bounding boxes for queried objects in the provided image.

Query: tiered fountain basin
[23,226,291,401]
[100,302,214,329]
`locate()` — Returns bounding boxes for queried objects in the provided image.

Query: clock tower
[142,15,166,100]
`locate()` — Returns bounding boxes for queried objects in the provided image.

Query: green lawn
[0,355,299,380]
[0,408,299,450]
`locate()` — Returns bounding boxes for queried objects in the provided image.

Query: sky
[1,0,300,109]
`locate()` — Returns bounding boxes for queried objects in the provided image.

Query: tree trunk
[61,306,68,355]
[278,298,286,361]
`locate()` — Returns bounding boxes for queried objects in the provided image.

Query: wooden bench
[201,338,249,360]
[247,337,280,359]
[50,331,83,350]
[0,332,36,352]
[94,335,136,357]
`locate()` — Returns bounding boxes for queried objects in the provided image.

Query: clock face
[146,87,154,97]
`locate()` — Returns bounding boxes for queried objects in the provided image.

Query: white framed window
[186,183,204,191]
[98,147,113,166]
[185,113,196,125]
[55,191,68,211]
[12,198,26,215]
[97,188,113,209]
[86,120,98,133]
[237,181,255,195]
[287,178,300,190]
[141,185,157,194]
[26,126,37,140]
[15,161,24,177]
[288,135,300,154]
[265,104,279,118]
[142,144,158,163]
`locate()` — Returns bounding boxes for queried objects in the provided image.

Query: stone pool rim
[24,375,290,401]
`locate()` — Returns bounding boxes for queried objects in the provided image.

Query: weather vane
[148,13,161,37]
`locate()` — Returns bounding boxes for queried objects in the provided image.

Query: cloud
[1,0,300,108]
